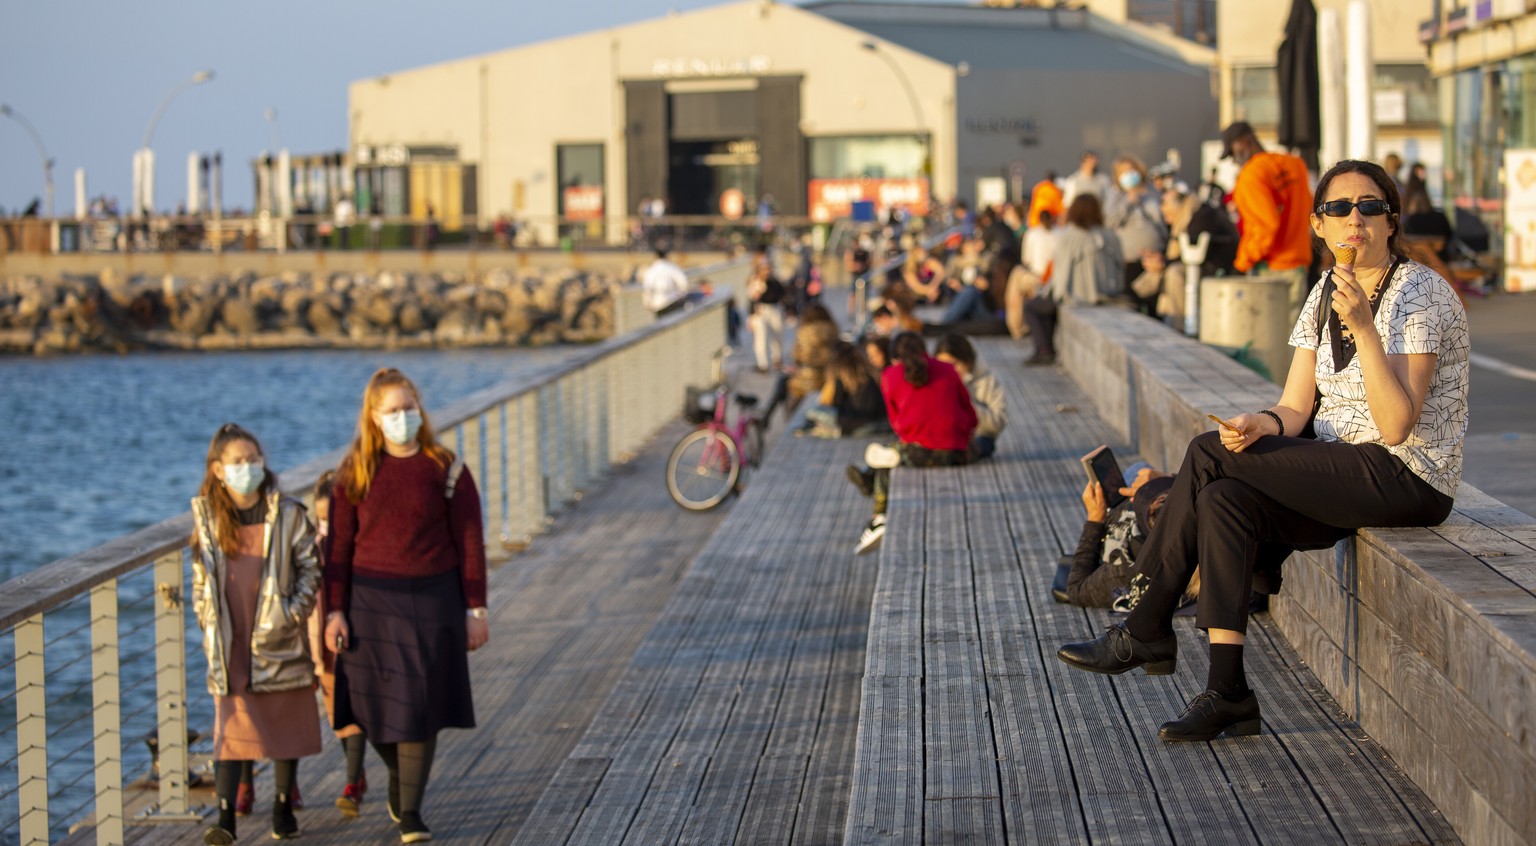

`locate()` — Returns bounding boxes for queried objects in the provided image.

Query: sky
[0,0,732,215]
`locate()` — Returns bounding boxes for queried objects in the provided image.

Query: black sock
[342,735,367,785]
[1207,643,1250,701]
[1125,581,1181,642]
[215,760,242,833]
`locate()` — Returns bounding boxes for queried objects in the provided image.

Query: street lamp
[264,107,280,153]
[0,103,55,218]
[860,40,927,168]
[137,69,214,216]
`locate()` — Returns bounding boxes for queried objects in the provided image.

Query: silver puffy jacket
[190,492,321,696]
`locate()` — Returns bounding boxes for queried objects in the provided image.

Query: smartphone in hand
[1081,446,1127,509]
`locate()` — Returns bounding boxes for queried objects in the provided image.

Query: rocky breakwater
[0,268,618,354]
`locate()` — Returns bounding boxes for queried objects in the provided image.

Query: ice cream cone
[1332,243,1357,268]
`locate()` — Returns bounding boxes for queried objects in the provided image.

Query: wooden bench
[1060,305,1536,846]
[844,338,1456,844]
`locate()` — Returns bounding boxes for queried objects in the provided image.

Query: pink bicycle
[666,351,768,511]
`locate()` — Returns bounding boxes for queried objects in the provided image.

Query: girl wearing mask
[191,424,322,844]
[324,368,488,844]
[304,470,371,818]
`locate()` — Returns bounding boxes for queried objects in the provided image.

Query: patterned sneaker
[336,783,365,819]
[855,515,887,555]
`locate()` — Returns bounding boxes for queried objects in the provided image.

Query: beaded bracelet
[1257,409,1285,438]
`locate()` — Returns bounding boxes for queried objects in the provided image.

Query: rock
[306,297,344,336]
[220,298,260,336]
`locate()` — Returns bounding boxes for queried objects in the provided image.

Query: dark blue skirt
[334,571,476,743]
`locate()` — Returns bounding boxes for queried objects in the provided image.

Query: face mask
[223,462,265,496]
[379,409,423,445]
[1119,171,1142,190]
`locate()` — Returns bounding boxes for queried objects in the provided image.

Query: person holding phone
[1060,466,1179,609]
[324,369,488,843]
[1057,160,1469,743]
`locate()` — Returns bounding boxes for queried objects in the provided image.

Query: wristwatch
[466,607,488,620]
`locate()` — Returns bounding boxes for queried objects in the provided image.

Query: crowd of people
[182,143,1473,846]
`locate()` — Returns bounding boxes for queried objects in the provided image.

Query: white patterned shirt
[1287,260,1470,497]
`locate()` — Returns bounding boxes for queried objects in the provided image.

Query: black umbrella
[1277,0,1320,170]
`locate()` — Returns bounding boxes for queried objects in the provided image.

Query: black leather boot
[1057,622,1177,675]
[1157,690,1262,742]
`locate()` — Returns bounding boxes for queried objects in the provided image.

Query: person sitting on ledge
[933,333,1006,459]
[803,340,889,439]
[1056,159,1469,743]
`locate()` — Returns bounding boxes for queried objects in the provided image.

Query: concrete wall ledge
[1060,305,1536,846]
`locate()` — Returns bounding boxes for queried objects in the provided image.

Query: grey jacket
[963,360,1008,439]
[190,491,321,696]
[1050,225,1123,306]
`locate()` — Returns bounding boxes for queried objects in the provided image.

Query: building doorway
[668,139,760,216]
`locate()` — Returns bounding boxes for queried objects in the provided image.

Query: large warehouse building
[346,0,1217,243]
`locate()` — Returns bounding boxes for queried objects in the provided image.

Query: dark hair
[863,334,891,368]
[1311,159,1402,259]
[1038,209,1056,227]
[933,333,976,369]
[828,340,878,394]
[801,303,835,326]
[1065,194,1104,230]
[891,332,930,388]
[315,469,337,503]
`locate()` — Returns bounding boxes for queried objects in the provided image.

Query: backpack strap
[445,457,465,500]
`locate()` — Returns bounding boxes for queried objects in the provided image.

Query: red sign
[808,178,931,222]
[719,188,745,220]
[563,185,604,221]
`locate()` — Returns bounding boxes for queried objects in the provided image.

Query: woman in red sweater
[323,368,488,844]
[846,332,977,553]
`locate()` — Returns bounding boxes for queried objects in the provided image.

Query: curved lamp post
[860,40,926,137]
[137,70,214,216]
[0,103,54,218]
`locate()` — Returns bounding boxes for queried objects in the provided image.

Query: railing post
[146,552,198,823]
[15,614,48,846]
[486,403,507,551]
[461,414,483,532]
[90,581,124,846]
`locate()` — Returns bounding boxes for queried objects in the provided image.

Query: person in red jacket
[323,368,488,844]
[845,332,978,553]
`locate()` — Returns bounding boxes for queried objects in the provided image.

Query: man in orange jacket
[1221,122,1313,277]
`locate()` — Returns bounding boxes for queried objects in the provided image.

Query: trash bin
[1199,275,1298,385]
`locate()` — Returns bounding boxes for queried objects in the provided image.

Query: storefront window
[1231,66,1279,127]
[809,136,926,180]
[556,143,605,222]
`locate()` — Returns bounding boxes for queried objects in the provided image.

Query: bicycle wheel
[666,428,741,511]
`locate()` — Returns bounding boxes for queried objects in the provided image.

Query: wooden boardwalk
[118,339,1456,845]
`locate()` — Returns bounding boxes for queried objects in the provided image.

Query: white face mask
[378,409,423,446]
[223,462,265,496]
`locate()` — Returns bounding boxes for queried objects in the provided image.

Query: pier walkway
[117,336,1460,845]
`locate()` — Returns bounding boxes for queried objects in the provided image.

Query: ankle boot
[272,793,299,840]
[1057,622,1177,675]
[1158,689,1261,741]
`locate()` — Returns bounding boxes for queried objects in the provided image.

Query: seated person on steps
[845,333,977,555]
[933,333,1006,459]
[803,340,889,439]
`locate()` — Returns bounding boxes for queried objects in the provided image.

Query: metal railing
[847,225,966,334]
[0,258,744,845]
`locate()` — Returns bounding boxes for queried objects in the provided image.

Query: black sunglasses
[1315,199,1392,217]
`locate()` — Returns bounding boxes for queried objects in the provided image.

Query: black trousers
[1022,297,1058,355]
[1131,431,1453,633]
